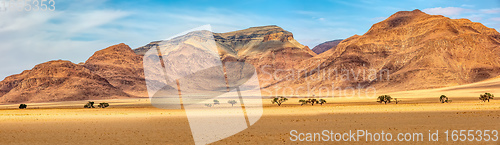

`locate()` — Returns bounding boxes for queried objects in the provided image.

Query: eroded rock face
[134,41,161,56]
[0,60,130,103]
[84,43,147,97]
[274,9,500,94]
[214,25,316,87]
[137,25,317,87]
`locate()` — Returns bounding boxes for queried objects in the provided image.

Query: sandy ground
[0,97,498,145]
[1,78,499,144]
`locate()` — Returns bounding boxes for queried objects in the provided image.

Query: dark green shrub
[213,99,220,105]
[84,101,95,108]
[227,100,237,106]
[377,95,392,104]
[439,95,451,103]
[318,99,327,105]
[479,93,494,102]
[97,102,109,108]
[299,99,307,106]
[19,104,27,109]
[271,96,288,106]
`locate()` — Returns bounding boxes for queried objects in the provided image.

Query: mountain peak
[309,10,500,92]
[84,43,146,97]
[389,9,426,18]
[216,25,289,38]
[96,43,133,54]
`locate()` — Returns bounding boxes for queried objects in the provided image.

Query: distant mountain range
[1,9,499,103]
[312,39,343,54]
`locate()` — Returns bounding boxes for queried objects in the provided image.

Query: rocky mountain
[137,25,316,87]
[134,41,160,56]
[270,9,500,94]
[0,60,130,103]
[84,43,147,97]
[0,43,148,103]
[214,25,316,86]
[312,39,343,54]
[2,10,500,103]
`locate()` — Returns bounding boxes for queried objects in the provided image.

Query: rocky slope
[0,60,130,103]
[271,9,500,94]
[137,25,316,87]
[3,10,500,103]
[134,41,160,56]
[84,43,147,97]
[311,39,343,54]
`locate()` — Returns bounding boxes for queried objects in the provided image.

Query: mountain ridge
[268,9,500,94]
[1,10,500,103]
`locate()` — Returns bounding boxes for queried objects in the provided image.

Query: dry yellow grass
[0,78,499,144]
[0,96,499,144]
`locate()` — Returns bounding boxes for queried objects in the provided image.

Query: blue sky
[0,0,499,79]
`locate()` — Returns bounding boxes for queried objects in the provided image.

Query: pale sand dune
[384,77,500,99]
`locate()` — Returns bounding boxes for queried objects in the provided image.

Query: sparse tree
[439,95,451,103]
[205,104,213,107]
[299,99,307,106]
[318,99,327,105]
[84,101,95,108]
[479,93,494,102]
[310,99,318,106]
[19,104,27,109]
[213,99,220,105]
[228,100,237,107]
[97,102,109,108]
[394,98,401,104]
[299,99,326,106]
[377,95,392,104]
[271,96,288,106]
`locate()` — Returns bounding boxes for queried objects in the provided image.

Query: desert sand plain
[0,78,499,145]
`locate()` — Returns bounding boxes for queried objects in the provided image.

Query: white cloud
[480,8,500,14]
[0,8,132,79]
[461,4,474,8]
[489,17,500,21]
[371,17,387,22]
[63,10,131,33]
[293,10,320,16]
[422,7,468,16]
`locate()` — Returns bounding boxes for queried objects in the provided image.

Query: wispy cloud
[293,10,320,16]
[460,4,474,8]
[0,7,133,79]
[422,7,469,16]
[480,8,500,14]
[489,17,500,21]
[371,17,387,22]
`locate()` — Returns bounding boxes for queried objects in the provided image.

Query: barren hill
[0,60,130,103]
[271,9,500,94]
[84,43,147,97]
